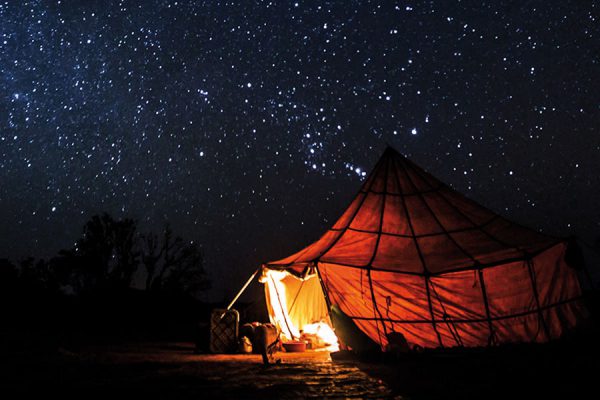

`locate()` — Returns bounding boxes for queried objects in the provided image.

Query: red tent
[262,147,586,350]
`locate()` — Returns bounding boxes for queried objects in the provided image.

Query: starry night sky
[1,1,598,298]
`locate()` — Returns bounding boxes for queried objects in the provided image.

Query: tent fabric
[263,147,586,350]
[260,269,331,341]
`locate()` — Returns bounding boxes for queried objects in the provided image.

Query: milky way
[1,1,598,296]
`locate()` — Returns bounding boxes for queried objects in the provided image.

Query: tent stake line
[221,268,260,319]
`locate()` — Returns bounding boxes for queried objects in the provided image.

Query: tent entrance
[260,268,339,351]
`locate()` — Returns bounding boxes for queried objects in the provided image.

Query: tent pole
[315,263,333,312]
[270,274,296,339]
[222,267,260,317]
[527,259,551,341]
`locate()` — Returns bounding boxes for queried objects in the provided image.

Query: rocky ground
[0,342,398,398]
[1,339,597,399]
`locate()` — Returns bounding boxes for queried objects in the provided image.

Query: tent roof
[265,147,561,275]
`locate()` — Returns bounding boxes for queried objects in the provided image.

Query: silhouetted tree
[109,216,139,287]
[3,213,210,299]
[140,224,210,297]
[68,213,139,293]
[18,257,36,285]
[18,257,53,292]
[48,249,83,294]
[140,231,164,291]
[0,259,19,295]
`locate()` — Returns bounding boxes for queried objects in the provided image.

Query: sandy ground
[0,342,399,398]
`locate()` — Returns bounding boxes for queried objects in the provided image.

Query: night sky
[1,1,598,298]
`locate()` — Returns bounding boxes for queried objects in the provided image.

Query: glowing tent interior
[260,147,587,351]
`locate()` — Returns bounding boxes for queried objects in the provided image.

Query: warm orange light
[261,268,339,351]
[302,322,339,352]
